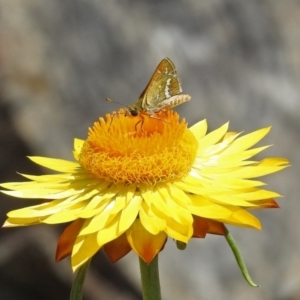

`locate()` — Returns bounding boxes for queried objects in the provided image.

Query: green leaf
[224,227,259,287]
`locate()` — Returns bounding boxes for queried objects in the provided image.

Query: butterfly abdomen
[157,94,191,110]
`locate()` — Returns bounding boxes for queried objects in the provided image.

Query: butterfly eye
[130,109,139,116]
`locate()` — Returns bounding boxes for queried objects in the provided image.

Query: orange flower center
[79,109,198,185]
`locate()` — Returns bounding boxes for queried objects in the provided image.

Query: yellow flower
[0,110,288,271]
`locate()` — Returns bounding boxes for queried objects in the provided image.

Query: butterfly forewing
[140,58,180,103]
[139,58,177,100]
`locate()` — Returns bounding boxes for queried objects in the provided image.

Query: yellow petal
[127,219,167,263]
[72,230,99,271]
[73,139,84,160]
[150,204,192,242]
[164,218,193,242]
[0,188,63,198]
[166,184,192,207]
[79,208,115,235]
[77,196,110,219]
[43,203,86,224]
[157,185,193,224]
[119,193,142,232]
[204,146,270,168]
[221,127,271,154]
[7,199,65,218]
[197,122,229,154]
[19,173,75,182]
[28,156,79,172]
[3,217,41,226]
[139,201,166,235]
[189,195,261,229]
[96,215,124,246]
[189,119,207,139]
[226,159,289,178]
[199,132,240,157]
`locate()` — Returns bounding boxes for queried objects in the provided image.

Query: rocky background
[0,1,299,299]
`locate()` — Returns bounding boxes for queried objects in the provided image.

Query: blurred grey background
[0,1,298,299]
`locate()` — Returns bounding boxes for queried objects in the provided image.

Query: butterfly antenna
[106,98,125,106]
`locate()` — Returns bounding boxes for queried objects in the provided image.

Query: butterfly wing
[138,58,183,111]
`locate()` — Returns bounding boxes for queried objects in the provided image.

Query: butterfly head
[125,106,139,117]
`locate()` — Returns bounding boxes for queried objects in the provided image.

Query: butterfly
[125,57,191,117]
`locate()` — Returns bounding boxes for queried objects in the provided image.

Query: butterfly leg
[108,112,117,132]
[149,113,170,125]
[134,114,146,137]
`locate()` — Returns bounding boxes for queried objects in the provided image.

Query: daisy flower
[1,109,288,273]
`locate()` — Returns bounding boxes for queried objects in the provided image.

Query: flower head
[0,109,289,271]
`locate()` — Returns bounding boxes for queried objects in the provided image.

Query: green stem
[139,255,162,300]
[70,258,91,300]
